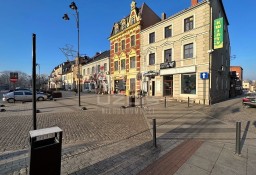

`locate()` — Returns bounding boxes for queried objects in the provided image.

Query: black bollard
[236,121,241,155]
[153,119,157,148]
[188,97,190,107]
[164,97,166,108]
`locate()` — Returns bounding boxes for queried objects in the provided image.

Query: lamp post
[63,1,81,106]
[36,63,40,90]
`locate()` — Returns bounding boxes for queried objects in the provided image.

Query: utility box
[29,127,63,175]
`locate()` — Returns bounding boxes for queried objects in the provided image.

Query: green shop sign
[214,17,223,49]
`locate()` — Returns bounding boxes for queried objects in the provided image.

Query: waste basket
[29,127,63,175]
[129,96,135,107]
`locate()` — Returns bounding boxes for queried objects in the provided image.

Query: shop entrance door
[163,76,173,97]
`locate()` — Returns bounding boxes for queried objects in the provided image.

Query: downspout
[208,0,212,105]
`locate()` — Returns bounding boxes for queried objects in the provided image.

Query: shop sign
[144,70,159,77]
[214,17,223,49]
[160,61,176,69]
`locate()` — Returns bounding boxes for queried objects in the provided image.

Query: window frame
[131,35,135,47]
[149,53,155,65]
[164,49,172,62]
[184,16,194,32]
[104,63,107,71]
[114,43,118,53]
[183,43,193,59]
[130,56,136,69]
[114,61,119,71]
[121,40,125,50]
[149,32,155,44]
[164,25,172,38]
[121,59,126,70]
[181,73,196,94]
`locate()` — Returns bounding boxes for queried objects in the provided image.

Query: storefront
[113,75,127,94]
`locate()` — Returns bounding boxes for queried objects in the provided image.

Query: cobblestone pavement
[0,93,255,174]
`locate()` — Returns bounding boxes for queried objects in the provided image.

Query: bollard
[236,121,241,155]
[188,97,190,107]
[140,96,142,108]
[164,97,167,108]
[153,119,157,148]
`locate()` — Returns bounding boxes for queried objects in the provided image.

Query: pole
[153,118,157,148]
[38,64,40,90]
[32,33,37,130]
[188,96,190,107]
[236,121,241,155]
[77,11,81,107]
[164,96,166,108]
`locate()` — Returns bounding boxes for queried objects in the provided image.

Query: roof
[86,50,110,64]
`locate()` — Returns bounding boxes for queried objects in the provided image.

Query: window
[97,65,100,73]
[165,25,172,38]
[131,35,135,47]
[149,32,155,43]
[164,49,172,62]
[181,74,196,94]
[130,56,135,69]
[184,16,194,32]
[87,68,90,75]
[184,43,193,59]
[149,53,155,65]
[115,43,118,53]
[104,63,107,71]
[121,59,126,70]
[114,61,119,71]
[131,17,135,25]
[83,69,85,75]
[14,92,23,96]
[121,40,125,50]
[92,67,95,74]
[24,91,32,95]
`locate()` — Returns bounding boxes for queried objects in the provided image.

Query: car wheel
[37,97,44,101]
[7,98,15,103]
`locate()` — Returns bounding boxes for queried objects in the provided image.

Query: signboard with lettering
[160,61,176,69]
[214,17,223,49]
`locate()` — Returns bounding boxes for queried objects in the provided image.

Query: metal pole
[153,118,157,148]
[164,96,166,108]
[236,121,241,155]
[188,97,190,107]
[32,33,37,130]
[77,11,81,107]
[140,93,142,108]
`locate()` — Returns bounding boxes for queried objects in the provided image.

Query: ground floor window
[181,73,196,94]
[114,80,126,93]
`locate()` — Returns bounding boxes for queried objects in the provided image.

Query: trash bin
[129,96,135,107]
[29,127,63,175]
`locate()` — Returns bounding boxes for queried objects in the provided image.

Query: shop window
[181,74,196,94]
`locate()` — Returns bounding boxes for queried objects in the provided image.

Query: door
[24,91,33,101]
[163,76,173,97]
[152,81,155,96]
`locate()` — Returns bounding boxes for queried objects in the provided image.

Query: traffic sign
[200,72,209,80]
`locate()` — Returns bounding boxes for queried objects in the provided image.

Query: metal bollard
[188,97,190,107]
[153,119,157,148]
[164,97,167,108]
[140,96,142,108]
[236,121,241,155]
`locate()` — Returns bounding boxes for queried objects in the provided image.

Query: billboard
[214,17,223,49]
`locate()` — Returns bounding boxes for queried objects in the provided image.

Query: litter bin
[129,96,135,107]
[29,127,63,175]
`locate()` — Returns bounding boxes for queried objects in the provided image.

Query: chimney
[161,13,166,20]
[191,0,198,6]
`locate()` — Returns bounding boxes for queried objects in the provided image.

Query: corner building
[109,1,160,96]
[140,0,231,105]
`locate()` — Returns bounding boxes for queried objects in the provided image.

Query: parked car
[2,90,48,103]
[242,93,256,107]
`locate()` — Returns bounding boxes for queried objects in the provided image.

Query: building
[109,1,161,96]
[49,64,63,90]
[81,51,110,93]
[140,0,230,105]
[72,56,89,91]
[230,66,243,95]
[242,81,250,91]
[230,66,243,81]
[61,61,74,90]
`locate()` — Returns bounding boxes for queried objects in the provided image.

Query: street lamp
[36,63,40,90]
[63,1,81,106]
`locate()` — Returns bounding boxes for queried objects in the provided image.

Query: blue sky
[0,0,255,80]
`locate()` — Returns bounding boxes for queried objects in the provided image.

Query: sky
[0,0,255,80]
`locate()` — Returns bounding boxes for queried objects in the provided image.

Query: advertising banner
[214,17,224,49]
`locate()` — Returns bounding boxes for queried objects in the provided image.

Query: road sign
[200,72,209,80]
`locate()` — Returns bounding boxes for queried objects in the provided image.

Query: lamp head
[69,2,77,10]
[62,14,70,20]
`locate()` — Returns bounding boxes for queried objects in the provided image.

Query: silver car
[2,90,48,103]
